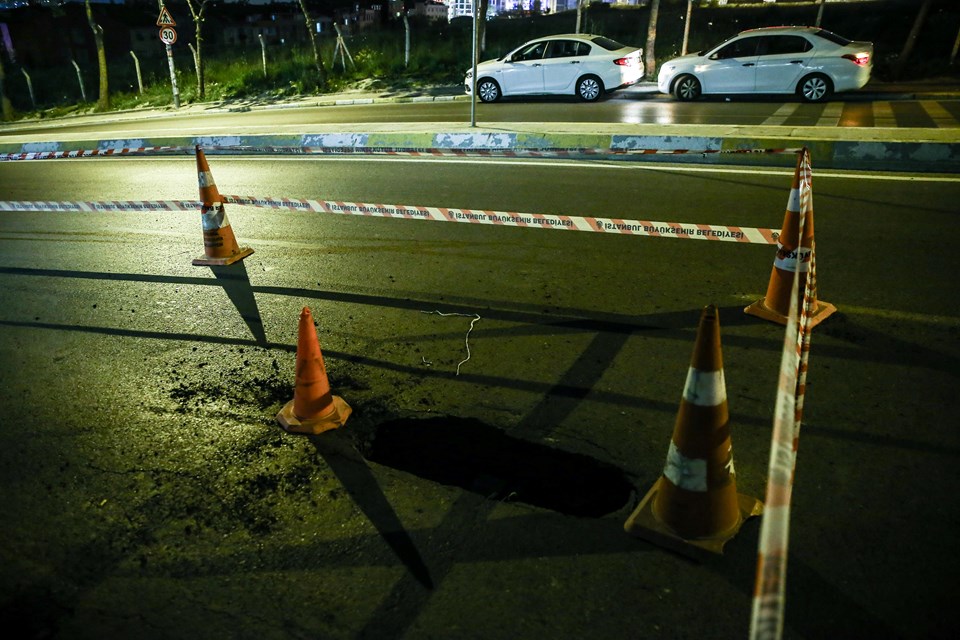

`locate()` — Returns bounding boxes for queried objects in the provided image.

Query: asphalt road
[2,89,959,140]
[1,155,959,638]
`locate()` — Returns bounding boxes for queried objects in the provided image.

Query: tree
[84,0,109,111]
[297,0,328,87]
[184,0,212,101]
[894,0,933,80]
[644,0,661,79]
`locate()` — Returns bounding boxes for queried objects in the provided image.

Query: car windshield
[705,33,742,55]
[590,36,626,51]
[814,29,853,46]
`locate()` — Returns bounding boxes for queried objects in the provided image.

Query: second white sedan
[658,26,873,102]
[465,34,643,103]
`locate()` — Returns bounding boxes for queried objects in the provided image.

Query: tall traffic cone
[276,307,352,435]
[745,148,835,327]
[192,145,254,266]
[625,305,762,557]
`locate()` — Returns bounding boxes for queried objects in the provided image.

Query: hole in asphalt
[364,417,634,518]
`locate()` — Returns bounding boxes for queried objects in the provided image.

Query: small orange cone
[625,305,762,557]
[277,307,352,435]
[745,149,835,327]
[192,146,254,266]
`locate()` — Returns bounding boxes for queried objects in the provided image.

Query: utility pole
[470,0,478,127]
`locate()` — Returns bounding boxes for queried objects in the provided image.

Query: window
[513,41,547,62]
[713,36,762,60]
[545,40,588,59]
[760,35,812,56]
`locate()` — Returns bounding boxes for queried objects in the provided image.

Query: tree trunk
[298,0,327,87]
[0,55,14,120]
[85,0,109,111]
[894,0,933,80]
[194,24,204,99]
[186,1,208,101]
[951,24,960,66]
[644,0,661,79]
[681,0,693,56]
[815,0,825,27]
[478,0,488,54]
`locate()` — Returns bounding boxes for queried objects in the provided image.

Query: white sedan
[465,34,643,103]
[658,26,873,102]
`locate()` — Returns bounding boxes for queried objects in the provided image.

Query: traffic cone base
[744,297,836,328]
[192,245,254,266]
[276,394,352,435]
[624,477,763,559]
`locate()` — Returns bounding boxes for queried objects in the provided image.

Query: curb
[3,129,958,173]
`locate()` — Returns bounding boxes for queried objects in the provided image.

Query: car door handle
[569,60,580,64]
[790,60,804,64]
[742,63,755,67]
[532,63,542,67]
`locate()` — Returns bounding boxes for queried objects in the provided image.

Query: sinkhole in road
[363,417,634,518]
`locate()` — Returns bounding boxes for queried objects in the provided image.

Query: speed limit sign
[159,26,177,45]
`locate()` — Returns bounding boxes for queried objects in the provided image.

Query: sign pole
[165,43,180,109]
[156,4,179,108]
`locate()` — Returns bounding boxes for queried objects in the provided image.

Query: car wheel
[798,73,833,102]
[673,74,701,101]
[576,75,603,102]
[477,78,501,103]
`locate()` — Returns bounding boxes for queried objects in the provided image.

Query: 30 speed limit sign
[159,26,177,45]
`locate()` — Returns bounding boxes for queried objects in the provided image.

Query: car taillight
[614,56,635,66]
[842,52,871,66]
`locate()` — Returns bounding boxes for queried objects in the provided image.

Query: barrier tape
[221,194,780,244]
[0,196,780,244]
[0,200,198,212]
[749,148,815,640]
[1,146,184,161]
[0,145,805,162]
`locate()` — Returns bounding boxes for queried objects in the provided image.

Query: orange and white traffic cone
[192,145,254,266]
[276,307,352,435]
[625,305,762,557]
[744,149,835,327]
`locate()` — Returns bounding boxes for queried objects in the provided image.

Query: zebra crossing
[760,99,960,128]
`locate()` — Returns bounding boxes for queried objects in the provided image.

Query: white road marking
[28,154,960,182]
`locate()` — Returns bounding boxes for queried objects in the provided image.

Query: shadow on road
[210,261,267,345]
[309,429,434,590]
